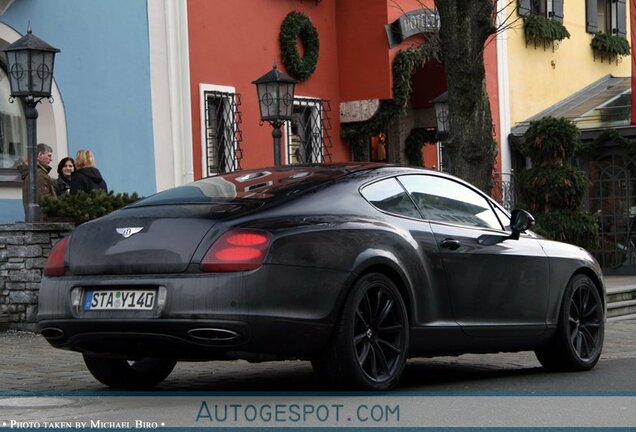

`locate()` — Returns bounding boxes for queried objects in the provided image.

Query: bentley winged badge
[116,227,144,238]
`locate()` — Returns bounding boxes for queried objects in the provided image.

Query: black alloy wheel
[312,272,409,390]
[83,354,177,389]
[535,274,604,371]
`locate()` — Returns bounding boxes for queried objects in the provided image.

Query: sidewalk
[605,275,636,320]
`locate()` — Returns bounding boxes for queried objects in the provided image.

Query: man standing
[17,143,57,221]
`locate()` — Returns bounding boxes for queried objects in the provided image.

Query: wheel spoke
[357,341,371,367]
[373,289,384,321]
[354,332,367,345]
[582,302,598,319]
[376,297,394,327]
[369,346,378,378]
[378,323,403,334]
[355,309,369,328]
[372,342,390,375]
[378,338,401,354]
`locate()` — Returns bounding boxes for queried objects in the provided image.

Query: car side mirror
[510,209,535,240]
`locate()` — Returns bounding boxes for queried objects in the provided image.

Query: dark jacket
[70,167,108,194]
[54,176,71,196]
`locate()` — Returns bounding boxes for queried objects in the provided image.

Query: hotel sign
[385,8,440,48]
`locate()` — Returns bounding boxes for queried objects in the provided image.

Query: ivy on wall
[280,11,319,82]
[341,35,441,161]
[405,128,438,166]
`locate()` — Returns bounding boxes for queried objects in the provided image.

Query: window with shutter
[518,0,563,20]
[586,0,627,37]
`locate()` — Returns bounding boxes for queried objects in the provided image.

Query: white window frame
[285,96,324,165]
[199,83,239,176]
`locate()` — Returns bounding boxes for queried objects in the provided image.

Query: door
[398,174,550,336]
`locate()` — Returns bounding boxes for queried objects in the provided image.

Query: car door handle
[440,238,461,250]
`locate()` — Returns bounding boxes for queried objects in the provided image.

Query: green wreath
[279,11,319,82]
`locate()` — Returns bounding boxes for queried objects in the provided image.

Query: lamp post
[1,25,60,222]
[252,64,296,166]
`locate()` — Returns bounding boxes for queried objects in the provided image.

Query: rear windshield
[129,166,354,207]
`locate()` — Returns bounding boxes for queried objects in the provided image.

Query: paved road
[1,319,635,393]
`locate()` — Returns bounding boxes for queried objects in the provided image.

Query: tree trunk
[434,0,497,193]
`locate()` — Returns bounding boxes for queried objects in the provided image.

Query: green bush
[518,165,589,212]
[41,190,141,225]
[533,211,600,249]
[517,116,598,250]
[520,116,580,164]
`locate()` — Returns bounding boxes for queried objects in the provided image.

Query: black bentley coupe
[38,163,605,390]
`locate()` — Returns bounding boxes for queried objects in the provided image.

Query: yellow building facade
[503,1,630,127]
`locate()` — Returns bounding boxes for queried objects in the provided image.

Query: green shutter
[518,0,532,17]
[586,0,598,33]
[616,0,627,37]
[552,0,564,22]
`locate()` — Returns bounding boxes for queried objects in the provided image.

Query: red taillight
[44,236,69,276]
[201,229,272,272]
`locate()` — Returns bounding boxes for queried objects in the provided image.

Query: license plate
[83,289,156,311]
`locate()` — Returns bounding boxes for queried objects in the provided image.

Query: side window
[398,175,503,230]
[361,178,421,219]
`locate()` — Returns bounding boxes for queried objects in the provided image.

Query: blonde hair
[74,149,96,169]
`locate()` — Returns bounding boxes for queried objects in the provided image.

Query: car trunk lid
[68,217,216,275]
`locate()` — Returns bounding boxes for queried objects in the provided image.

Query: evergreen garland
[279,11,319,82]
[405,128,438,166]
[580,128,636,156]
[341,35,441,160]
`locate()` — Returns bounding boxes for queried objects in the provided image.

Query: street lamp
[1,25,60,222]
[252,64,296,166]
[431,91,449,133]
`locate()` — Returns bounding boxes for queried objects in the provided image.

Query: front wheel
[83,354,176,389]
[535,274,604,371]
[312,272,409,390]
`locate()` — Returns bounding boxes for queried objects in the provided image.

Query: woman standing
[71,149,108,194]
[54,157,75,196]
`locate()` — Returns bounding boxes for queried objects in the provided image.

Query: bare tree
[434,0,499,192]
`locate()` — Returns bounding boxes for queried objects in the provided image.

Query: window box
[591,32,630,64]
[524,14,570,50]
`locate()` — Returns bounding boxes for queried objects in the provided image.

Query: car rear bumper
[38,265,352,360]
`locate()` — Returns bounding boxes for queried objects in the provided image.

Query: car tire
[83,354,177,389]
[535,274,604,371]
[312,272,409,390]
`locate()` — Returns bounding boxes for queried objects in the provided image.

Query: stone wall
[0,223,74,332]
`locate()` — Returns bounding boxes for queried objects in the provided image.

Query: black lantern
[252,64,296,166]
[1,25,60,222]
[431,91,449,133]
[3,25,60,99]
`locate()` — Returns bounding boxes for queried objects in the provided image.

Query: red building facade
[186,0,501,178]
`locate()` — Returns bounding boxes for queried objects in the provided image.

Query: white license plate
[83,290,156,311]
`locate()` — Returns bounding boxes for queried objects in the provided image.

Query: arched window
[0,64,27,172]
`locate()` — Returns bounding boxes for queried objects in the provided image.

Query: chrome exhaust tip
[187,328,241,342]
